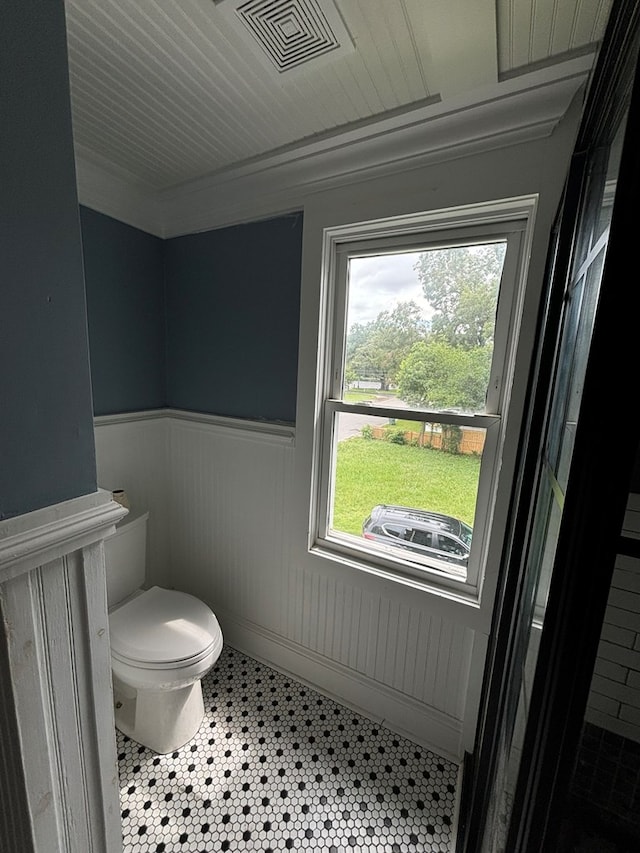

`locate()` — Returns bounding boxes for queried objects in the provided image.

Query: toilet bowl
[105,509,223,754]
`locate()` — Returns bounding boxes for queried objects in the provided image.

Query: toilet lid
[109,586,220,666]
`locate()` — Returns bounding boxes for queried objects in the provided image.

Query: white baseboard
[218,609,463,762]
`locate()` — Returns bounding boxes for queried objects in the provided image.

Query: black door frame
[457,2,640,849]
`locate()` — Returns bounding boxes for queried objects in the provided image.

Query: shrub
[386,428,407,445]
[360,424,374,440]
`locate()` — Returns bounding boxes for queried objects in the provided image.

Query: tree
[345,322,371,362]
[397,340,453,409]
[414,243,506,348]
[344,364,357,388]
[345,301,427,390]
[397,340,491,411]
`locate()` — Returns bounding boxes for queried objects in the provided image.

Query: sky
[347,251,434,329]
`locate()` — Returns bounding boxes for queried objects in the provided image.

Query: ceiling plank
[422,0,498,99]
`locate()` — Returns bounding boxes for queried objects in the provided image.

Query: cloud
[347,251,434,328]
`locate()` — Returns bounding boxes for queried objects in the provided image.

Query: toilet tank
[104,510,149,607]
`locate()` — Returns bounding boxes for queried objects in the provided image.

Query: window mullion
[329,399,499,430]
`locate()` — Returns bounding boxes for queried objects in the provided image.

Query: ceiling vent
[214,0,354,74]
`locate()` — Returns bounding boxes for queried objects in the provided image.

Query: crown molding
[74,54,594,240]
[74,150,167,237]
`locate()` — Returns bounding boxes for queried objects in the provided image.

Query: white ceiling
[63,0,612,235]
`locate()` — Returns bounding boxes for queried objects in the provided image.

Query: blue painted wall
[164,214,303,424]
[81,207,165,415]
[1,0,97,519]
[83,211,303,424]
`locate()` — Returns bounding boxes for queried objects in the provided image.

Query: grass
[332,437,481,535]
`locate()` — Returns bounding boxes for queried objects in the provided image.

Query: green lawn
[333,437,481,535]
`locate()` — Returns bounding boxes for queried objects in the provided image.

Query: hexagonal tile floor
[117,645,459,852]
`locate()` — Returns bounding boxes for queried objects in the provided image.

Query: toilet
[104,510,223,754]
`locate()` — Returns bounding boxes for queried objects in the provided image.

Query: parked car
[362,505,472,568]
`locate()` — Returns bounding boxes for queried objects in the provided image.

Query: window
[438,535,466,556]
[310,199,537,598]
[412,530,434,548]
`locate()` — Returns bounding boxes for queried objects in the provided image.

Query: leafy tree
[344,364,357,388]
[345,301,427,390]
[397,340,491,412]
[345,322,372,362]
[398,340,459,409]
[462,345,494,409]
[415,243,506,348]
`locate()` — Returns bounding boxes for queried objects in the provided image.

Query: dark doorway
[457,1,640,850]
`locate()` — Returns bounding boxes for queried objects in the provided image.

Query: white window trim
[308,196,538,604]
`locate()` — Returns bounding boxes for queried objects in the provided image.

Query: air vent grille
[217,0,354,74]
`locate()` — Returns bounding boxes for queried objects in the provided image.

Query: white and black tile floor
[117,645,459,853]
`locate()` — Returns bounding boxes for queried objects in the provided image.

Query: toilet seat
[109,586,221,668]
[111,644,216,670]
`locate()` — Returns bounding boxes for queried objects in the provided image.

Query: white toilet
[104,510,223,754]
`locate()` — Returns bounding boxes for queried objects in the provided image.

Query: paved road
[337,396,409,442]
[337,411,379,442]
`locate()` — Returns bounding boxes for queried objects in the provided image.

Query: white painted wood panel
[94,412,170,588]
[0,599,33,852]
[166,416,294,636]
[66,0,607,200]
[497,0,611,72]
[66,0,445,188]
[0,490,125,853]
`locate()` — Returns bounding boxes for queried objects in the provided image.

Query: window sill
[310,539,483,610]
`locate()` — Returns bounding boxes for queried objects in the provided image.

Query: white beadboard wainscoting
[94,410,483,760]
[0,490,126,853]
[94,412,171,589]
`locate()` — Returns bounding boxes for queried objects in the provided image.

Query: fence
[369,425,485,456]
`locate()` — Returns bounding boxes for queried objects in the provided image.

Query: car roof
[372,505,463,530]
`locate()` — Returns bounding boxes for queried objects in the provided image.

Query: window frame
[309,197,538,602]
